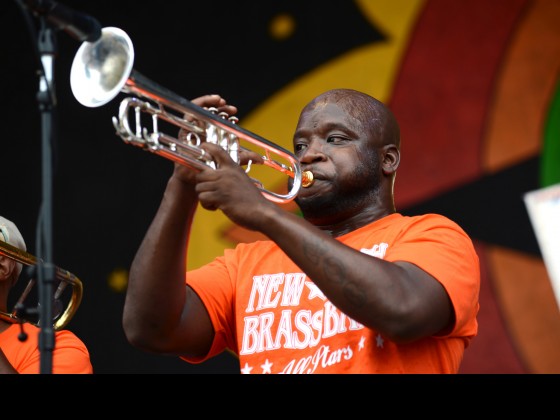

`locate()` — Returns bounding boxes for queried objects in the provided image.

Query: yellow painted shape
[188,0,426,269]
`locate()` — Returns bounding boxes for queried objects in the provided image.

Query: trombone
[0,239,83,331]
[70,27,314,204]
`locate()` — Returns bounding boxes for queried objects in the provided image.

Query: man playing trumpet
[122,89,480,374]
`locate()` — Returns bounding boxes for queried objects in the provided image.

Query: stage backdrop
[3,0,559,373]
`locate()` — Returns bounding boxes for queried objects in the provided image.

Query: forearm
[123,175,198,348]
[257,207,445,341]
[0,348,18,374]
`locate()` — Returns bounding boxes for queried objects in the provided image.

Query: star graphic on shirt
[358,336,366,351]
[376,333,384,348]
[261,359,273,374]
[241,362,253,374]
[305,281,326,300]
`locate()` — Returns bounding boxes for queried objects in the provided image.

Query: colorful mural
[3,0,559,373]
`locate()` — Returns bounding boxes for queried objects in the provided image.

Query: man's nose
[299,140,326,163]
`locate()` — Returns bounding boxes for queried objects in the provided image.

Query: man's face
[291,101,381,221]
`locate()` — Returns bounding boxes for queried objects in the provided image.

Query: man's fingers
[190,94,238,116]
[238,149,265,166]
[199,142,231,167]
[201,142,263,168]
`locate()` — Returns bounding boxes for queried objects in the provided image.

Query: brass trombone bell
[0,239,83,331]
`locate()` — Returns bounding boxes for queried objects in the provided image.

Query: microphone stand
[18,0,103,374]
[35,16,57,374]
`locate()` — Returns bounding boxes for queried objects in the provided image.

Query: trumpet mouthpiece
[302,171,314,188]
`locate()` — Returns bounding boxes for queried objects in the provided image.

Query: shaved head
[303,89,400,150]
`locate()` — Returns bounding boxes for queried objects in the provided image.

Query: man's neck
[314,209,396,238]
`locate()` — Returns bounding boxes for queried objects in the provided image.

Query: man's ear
[382,145,400,175]
[0,256,13,283]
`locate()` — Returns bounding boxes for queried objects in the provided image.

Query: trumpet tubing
[71,27,314,203]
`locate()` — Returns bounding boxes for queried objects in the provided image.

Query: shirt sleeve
[385,214,480,340]
[49,330,93,374]
[183,251,239,363]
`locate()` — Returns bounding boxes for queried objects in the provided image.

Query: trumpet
[70,27,314,203]
[0,239,83,331]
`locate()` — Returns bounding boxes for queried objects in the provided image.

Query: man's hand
[172,94,238,185]
[195,142,275,231]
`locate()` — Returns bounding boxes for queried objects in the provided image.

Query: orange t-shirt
[184,213,480,373]
[0,323,93,374]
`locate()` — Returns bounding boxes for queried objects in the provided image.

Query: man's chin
[296,193,336,217]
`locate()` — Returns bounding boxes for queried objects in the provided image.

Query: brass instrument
[70,27,314,203]
[0,240,83,331]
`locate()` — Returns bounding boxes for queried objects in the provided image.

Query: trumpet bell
[71,27,134,108]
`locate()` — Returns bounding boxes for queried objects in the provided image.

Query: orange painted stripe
[389,0,528,208]
[483,0,560,172]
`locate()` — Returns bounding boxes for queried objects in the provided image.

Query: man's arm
[256,208,453,342]
[0,348,18,374]
[195,143,454,343]
[123,173,215,356]
[122,95,236,358]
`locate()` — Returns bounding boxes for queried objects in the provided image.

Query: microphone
[23,0,102,42]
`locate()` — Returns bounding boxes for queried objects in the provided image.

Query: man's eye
[327,135,345,143]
